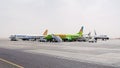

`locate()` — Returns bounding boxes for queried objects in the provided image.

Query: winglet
[43,29,48,36]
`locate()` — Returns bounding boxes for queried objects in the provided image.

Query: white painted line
[0,58,24,68]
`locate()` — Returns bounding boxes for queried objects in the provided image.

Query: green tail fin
[77,26,84,36]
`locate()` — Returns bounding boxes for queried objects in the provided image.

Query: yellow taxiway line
[0,58,24,68]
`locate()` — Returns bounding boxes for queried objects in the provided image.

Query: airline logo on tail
[43,29,48,36]
[77,26,84,36]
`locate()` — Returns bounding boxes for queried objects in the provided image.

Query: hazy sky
[0,0,120,38]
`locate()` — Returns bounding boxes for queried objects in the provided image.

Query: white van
[89,37,97,43]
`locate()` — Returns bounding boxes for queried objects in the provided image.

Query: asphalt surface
[0,48,115,68]
[0,39,120,68]
[0,60,20,68]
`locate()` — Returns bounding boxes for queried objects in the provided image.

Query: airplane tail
[43,29,48,36]
[94,30,97,35]
[77,26,84,36]
[88,32,91,36]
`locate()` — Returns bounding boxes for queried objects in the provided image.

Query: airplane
[9,35,41,41]
[94,30,109,41]
[84,30,109,43]
[9,30,48,41]
[44,26,84,42]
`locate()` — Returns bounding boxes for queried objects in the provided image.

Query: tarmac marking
[0,58,24,68]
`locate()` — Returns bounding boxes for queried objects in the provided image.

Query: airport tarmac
[0,39,120,68]
[0,59,21,68]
